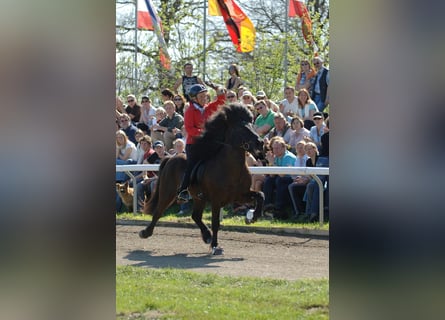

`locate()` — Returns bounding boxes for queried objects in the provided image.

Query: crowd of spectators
[116,58,330,221]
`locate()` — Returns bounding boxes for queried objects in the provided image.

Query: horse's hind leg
[191,200,212,244]
[139,190,176,239]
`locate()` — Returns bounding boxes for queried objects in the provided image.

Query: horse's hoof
[211,246,224,255]
[139,229,150,239]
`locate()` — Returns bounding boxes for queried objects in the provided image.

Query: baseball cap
[256,90,266,98]
[313,112,324,119]
[242,90,253,97]
[153,140,164,148]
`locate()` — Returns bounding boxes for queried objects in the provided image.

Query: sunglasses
[120,119,129,122]
[256,106,264,111]
[227,95,236,99]
[173,98,182,101]
[301,63,309,66]
[141,100,149,103]
[127,99,134,102]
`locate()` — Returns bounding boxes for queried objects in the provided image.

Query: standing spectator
[256,90,279,112]
[266,112,292,145]
[311,56,330,112]
[138,95,157,134]
[153,100,184,151]
[225,63,243,91]
[302,141,320,220]
[263,136,297,219]
[295,59,316,93]
[288,116,310,153]
[125,94,141,123]
[279,86,299,118]
[296,88,319,129]
[253,100,276,138]
[177,84,226,201]
[288,141,310,216]
[172,94,187,116]
[308,112,326,150]
[173,62,205,101]
[119,113,138,145]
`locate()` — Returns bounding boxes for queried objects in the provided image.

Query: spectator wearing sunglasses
[172,94,187,116]
[295,59,316,93]
[137,95,157,134]
[118,114,138,145]
[256,90,279,112]
[311,56,330,112]
[253,100,276,138]
[225,90,238,104]
[125,94,141,123]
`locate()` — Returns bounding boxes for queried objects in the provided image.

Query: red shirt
[184,94,226,144]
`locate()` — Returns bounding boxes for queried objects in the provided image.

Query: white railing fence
[116,164,329,225]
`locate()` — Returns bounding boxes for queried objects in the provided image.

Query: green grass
[117,203,329,231]
[116,266,329,319]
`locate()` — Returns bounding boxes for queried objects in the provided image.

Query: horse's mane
[197,103,253,144]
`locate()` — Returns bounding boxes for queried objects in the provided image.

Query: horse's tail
[143,154,186,216]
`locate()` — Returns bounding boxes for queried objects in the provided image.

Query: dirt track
[116,224,329,280]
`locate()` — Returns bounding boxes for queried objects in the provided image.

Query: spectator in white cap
[241,90,256,107]
[256,90,279,112]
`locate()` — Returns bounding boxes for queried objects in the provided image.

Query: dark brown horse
[139,103,264,254]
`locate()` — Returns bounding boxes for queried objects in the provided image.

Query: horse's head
[232,121,264,158]
[220,104,264,159]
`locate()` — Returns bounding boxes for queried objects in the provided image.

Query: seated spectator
[296,88,319,129]
[172,94,187,116]
[288,116,310,153]
[279,86,299,119]
[263,136,297,219]
[256,90,279,112]
[288,141,310,216]
[266,112,292,145]
[169,138,186,155]
[152,100,184,151]
[240,90,256,107]
[116,130,138,183]
[307,112,326,150]
[253,100,276,138]
[119,113,138,145]
[136,140,170,212]
[151,106,167,143]
[226,90,238,104]
[116,96,126,120]
[138,95,157,134]
[161,88,175,102]
[125,94,141,123]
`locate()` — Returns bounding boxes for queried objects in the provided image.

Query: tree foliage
[116,0,329,101]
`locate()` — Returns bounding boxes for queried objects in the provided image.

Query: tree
[116,0,329,100]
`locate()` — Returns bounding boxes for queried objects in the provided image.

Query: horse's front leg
[245,190,264,224]
[210,205,224,255]
[191,200,212,245]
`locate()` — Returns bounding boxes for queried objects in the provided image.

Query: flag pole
[203,0,207,81]
[284,0,289,88]
[134,1,139,93]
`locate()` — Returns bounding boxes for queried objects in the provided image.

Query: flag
[137,0,171,69]
[137,0,154,30]
[208,0,256,53]
[288,0,313,45]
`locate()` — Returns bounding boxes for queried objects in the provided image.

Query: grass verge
[116,204,329,231]
[116,266,329,320]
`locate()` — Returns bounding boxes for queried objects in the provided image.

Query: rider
[177,83,227,202]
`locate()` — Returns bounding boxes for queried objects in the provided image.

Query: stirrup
[177,189,191,202]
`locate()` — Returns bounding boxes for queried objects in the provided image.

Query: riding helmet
[188,84,207,98]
